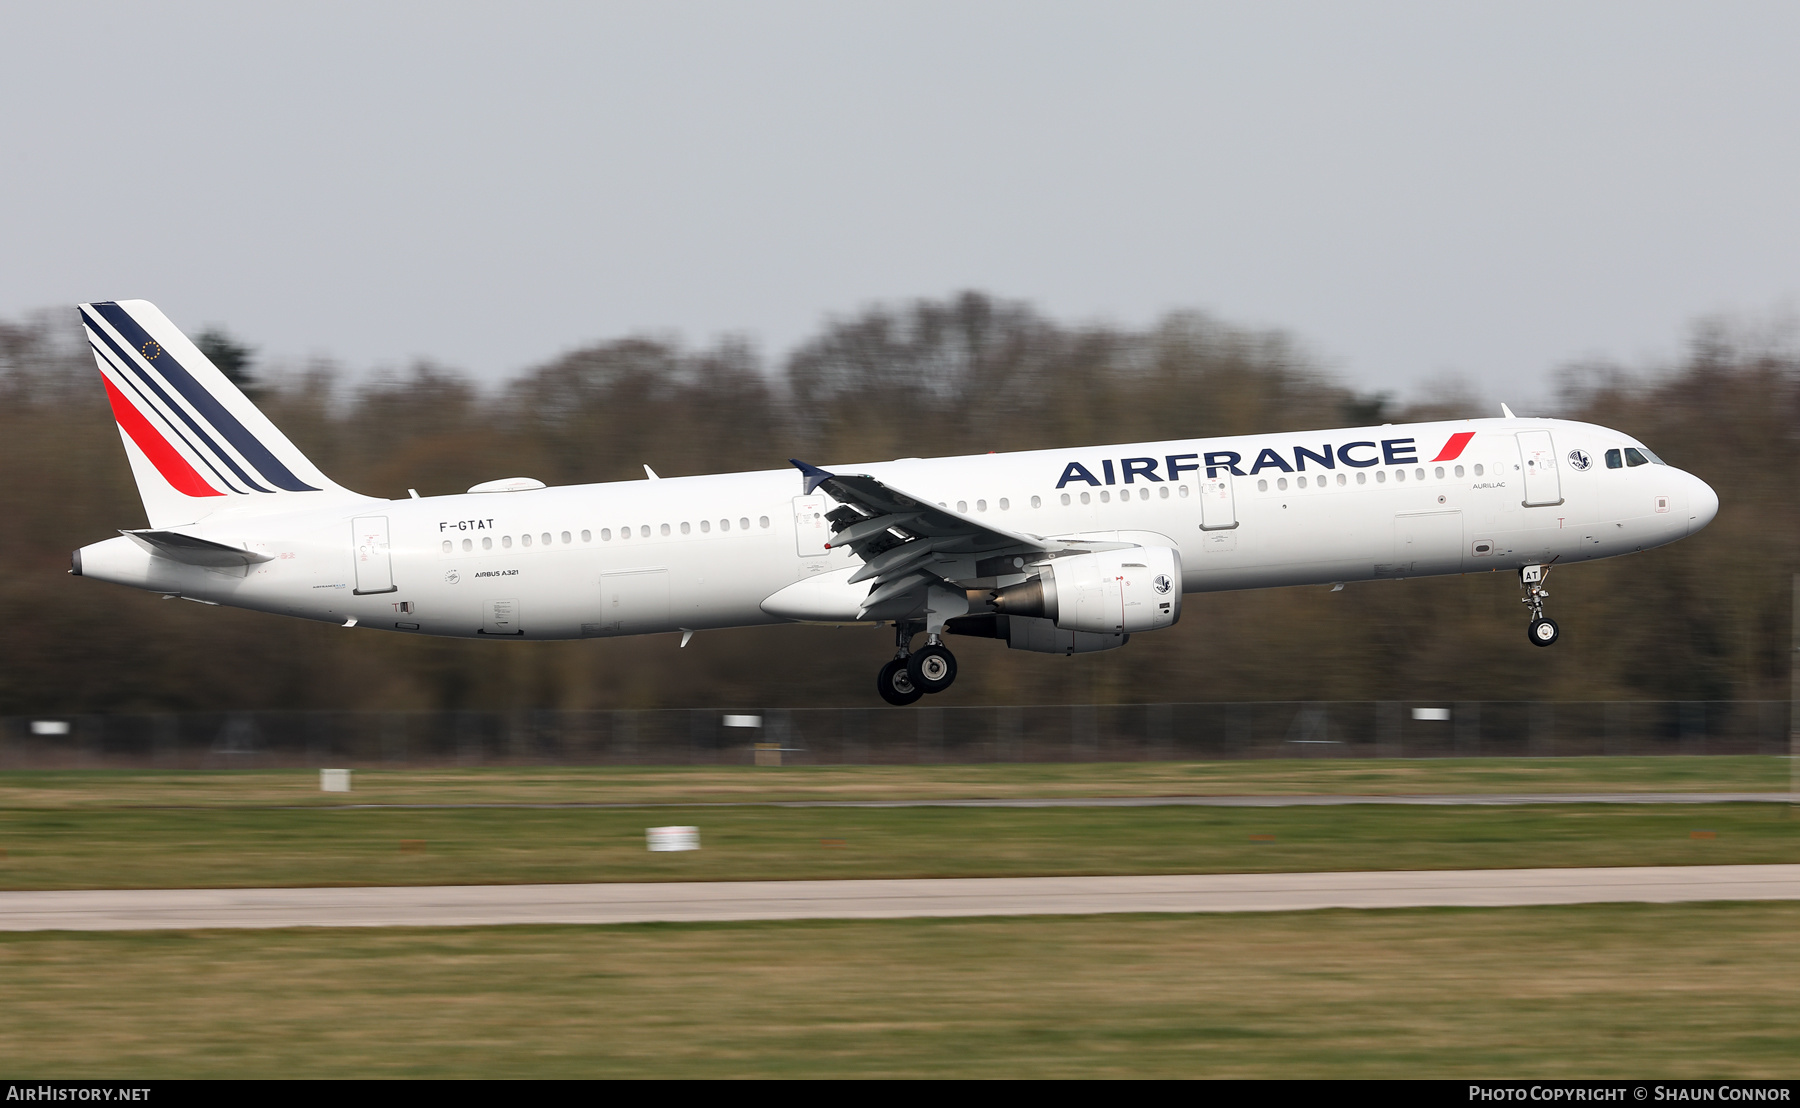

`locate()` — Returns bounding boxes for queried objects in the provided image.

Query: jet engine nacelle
[993,546,1182,634]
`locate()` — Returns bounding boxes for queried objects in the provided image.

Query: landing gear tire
[1528,617,1560,647]
[877,658,924,705]
[907,644,958,694]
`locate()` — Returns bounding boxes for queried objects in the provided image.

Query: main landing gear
[1521,564,1560,648]
[876,621,959,705]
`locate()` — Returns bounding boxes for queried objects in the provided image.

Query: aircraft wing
[788,460,1118,618]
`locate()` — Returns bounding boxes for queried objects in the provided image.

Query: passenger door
[351,516,396,595]
[1516,431,1564,507]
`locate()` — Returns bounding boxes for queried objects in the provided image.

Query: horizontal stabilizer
[121,529,274,568]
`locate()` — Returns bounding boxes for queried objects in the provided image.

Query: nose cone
[1687,474,1719,536]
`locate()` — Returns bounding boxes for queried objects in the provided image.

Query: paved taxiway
[3,864,1797,931]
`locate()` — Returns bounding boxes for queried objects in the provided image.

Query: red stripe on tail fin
[1431,431,1476,462]
[100,375,224,498]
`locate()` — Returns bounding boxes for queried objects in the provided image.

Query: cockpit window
[1605,449,1622,469]
[1624,447,1650,467]
[1639,446,1666,465]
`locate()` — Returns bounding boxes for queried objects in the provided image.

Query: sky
[3,2,1797,406]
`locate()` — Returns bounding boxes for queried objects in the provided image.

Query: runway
[4,864,1798,931]
[317,791,1798,811]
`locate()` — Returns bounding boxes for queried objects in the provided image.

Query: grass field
[1,799,1795,890]
[0,755,1791,810]
[2,903,1796,1077]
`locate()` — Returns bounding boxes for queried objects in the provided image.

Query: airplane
[70,300,1719,705]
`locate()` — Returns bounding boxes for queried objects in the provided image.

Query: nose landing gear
[876,621,958,705]
[1521,564,1560,647]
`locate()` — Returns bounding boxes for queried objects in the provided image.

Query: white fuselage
[75,416,1717,640]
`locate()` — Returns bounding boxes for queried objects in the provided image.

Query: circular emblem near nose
[1153,573,1172,595]
[445,569,460,584]
[1567,449,1592,471]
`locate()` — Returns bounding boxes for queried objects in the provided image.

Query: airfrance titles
[1055,437,1429,488]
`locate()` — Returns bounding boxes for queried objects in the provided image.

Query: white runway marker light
[647,826,699,852]
[29,721,70,736]
[320,768,352,793]
[1412,707,1452,721]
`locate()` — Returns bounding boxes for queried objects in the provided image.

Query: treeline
[0,294,1790,713]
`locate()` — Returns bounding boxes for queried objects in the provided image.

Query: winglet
[1501,403,1516,419]
[789,459,835,495]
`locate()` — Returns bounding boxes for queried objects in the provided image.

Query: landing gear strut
[1521,564,1560,647]
[876,621,957,704]
[877,621,924,705]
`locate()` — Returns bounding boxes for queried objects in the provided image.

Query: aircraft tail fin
[79,300,364,527]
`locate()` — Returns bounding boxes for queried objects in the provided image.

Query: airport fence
[0,701,1793,769]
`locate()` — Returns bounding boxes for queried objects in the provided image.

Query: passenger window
[1376,471,1387,484]
[1416,468,1425,481]
[482,537,493,550]
[1454,465,1464,478]
[462,538,473,552]
[720,519,730,532]
[976,500,986,512]
[1139,488,1149,500]
[1356,472,1367,485]
[601,528,611,541]
[1029,496,1040,508]
[1159,487,1169,499]
[1395,470,1406,482]
[581,530,591,542]
[1336,473,1347,486]
[542,533,551,546]
[1257,479,1269,492]
[441,540,452,554]
[700,520,711,533]
[1100,491,1111,503]
[620,527,631,539]
[1296,476,1307,489]
[1624,448,1649,467]
[1179,485,1189,497]
[520,534,531,548]
[561,531,571,544]
[999,498,1009,510]
[660,524,671,536]
[642,526,652,538]
[680,522,691,535]
[739,517,749,530]
[1433,467,1443,479]
[1061,493,1072,506]
[957,501,968,513]
[1474,464,1484,476]
[1080,492,1091,504]
[759,516,770,528]
[1277,477,1288,490]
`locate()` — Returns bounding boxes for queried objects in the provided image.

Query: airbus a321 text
[71,300,1719,704]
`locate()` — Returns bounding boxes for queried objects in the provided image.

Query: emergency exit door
[793,495,832,555]
[1199,473,1238,531]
